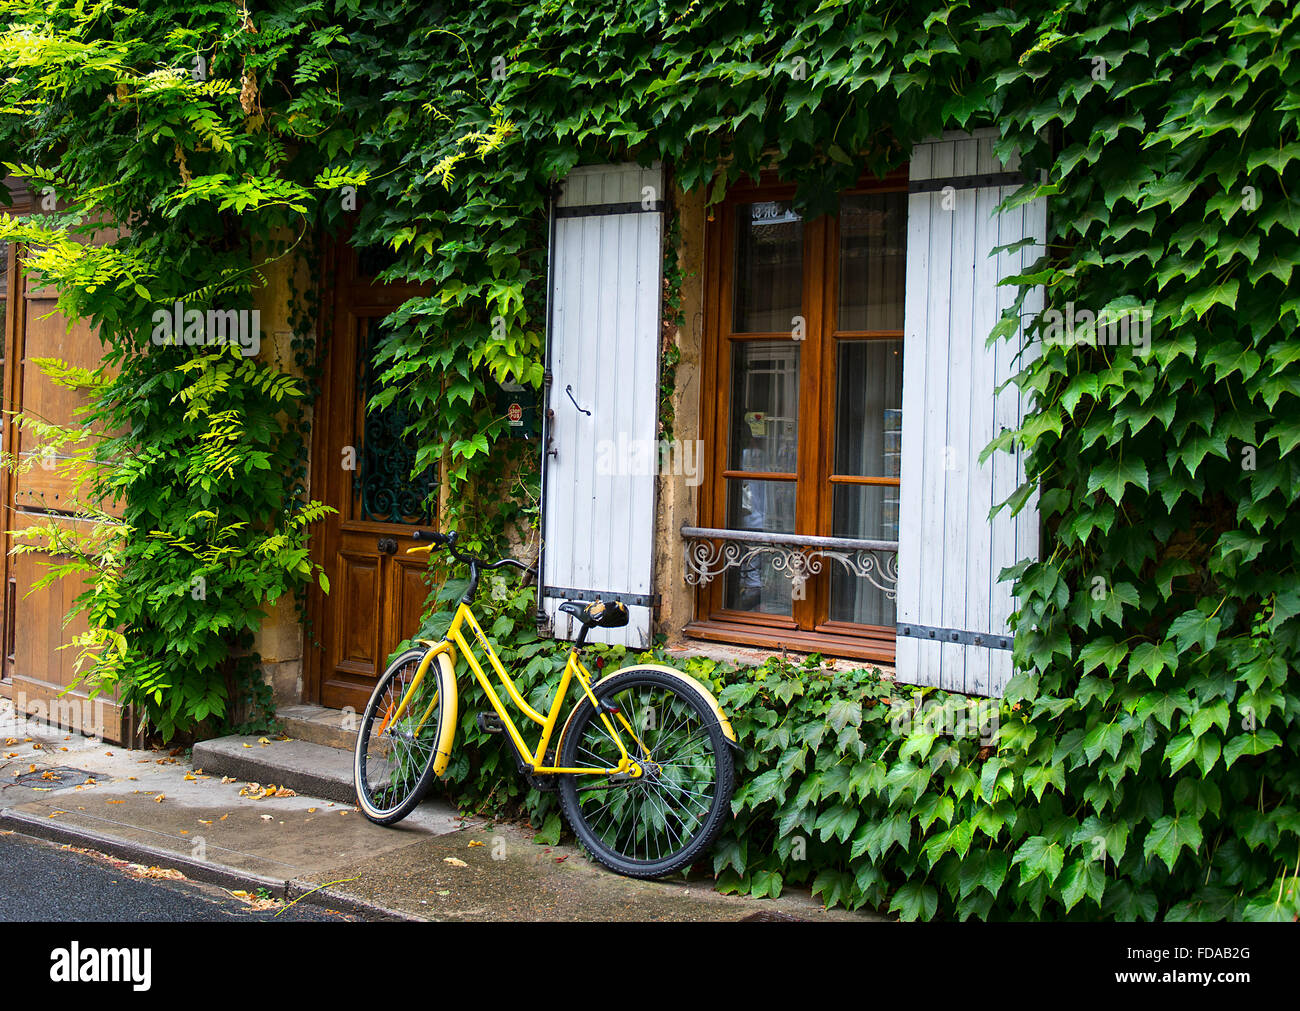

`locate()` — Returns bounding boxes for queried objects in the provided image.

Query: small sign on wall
[495,379,539,440]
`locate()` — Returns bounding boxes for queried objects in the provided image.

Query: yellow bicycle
[353,529,738,878]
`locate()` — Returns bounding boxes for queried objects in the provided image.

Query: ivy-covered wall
[1,0,1298,919]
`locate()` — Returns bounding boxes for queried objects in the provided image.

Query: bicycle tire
[557,667,734,879]
[354,647,452,825]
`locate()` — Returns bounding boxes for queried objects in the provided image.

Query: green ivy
[2,0,1298,917]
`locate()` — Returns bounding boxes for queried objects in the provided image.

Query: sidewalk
[0,698,880,922]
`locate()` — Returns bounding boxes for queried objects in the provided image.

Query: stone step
[193,735,357,805]
[275,703,358,752]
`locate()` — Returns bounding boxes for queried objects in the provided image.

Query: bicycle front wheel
[558,668,735,878]
[354,648,454,825]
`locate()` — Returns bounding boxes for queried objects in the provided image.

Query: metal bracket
[896,622,1012,650]
[909,171,1026,194]
[555,200,665,218]
[542,586,658,608]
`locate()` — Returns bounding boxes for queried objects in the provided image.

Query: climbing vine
[1,0,1298,919]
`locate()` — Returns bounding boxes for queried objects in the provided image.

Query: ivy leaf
[1060,857,1106,912]
[813,803,859,844]
[1012,835,1065,885]
[1168,608,1222,652]
[1143,815,1203,872]
[1086,456,1148,504]
[1079,637,1128,675]
[1182,279,1239,319]
[1128,641,1178,683]
[826,697,862,732]
[1223,729,1282,769]
[888,882,938,922]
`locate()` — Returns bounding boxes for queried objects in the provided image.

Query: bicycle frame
[387,600,647,778]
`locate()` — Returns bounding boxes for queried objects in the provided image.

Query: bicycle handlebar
[411,529,534,575]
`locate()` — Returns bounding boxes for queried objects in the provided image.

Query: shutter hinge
[897,623,1012,651]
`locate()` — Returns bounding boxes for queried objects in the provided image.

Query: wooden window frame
[688,168,907,663]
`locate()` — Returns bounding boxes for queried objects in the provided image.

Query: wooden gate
[0,191,134,742]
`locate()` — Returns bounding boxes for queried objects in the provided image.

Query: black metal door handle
[565,385,591,416]
[377,537,398,555]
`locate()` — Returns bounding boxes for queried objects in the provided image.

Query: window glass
[732,201,803,333]
[833,339,903,478]
[727,341,799,473]
[838,193,906,331]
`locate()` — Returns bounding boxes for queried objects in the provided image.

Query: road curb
[0,808,419,922]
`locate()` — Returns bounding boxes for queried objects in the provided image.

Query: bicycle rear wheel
[354,648,453,825]
[557,668,734,878]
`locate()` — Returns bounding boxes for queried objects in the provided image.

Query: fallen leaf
[183,773,197,781]
[307,808,317,814]
[220,813,229,821]
[221,776,236,784]
[443,857,468,867]
[154,794,165,803]
[198,820,213,825]
[242,743,252,749]
[105,751,113,756]
[31,743,43,750]
[106,800,124,805]
[134,865,184,881]
[179,830,188,835]
[274,786,295,798]
[467,840,485,848]
[257,737,270,745]
[2,738,15,746]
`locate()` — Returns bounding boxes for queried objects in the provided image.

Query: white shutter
[539,163,662,646]
[894,131,1045,697]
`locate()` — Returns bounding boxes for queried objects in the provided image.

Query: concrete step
[275,703,357,751]
[193,735,358,805]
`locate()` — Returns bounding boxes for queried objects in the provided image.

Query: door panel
[306,247,433,713]
[1,230,133,741]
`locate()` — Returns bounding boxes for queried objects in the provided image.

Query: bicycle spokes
[568,683,719,865]
[360,659,442,814]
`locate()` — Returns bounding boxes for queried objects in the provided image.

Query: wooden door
[0,220,134,742]
[305,246,434,713]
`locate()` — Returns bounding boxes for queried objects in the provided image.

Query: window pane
[728,340,799,473]
[838,192,906,331]
[732,201,803,333]
[723,478,796,615]
[828,484,898,626]
[833,340,902,478]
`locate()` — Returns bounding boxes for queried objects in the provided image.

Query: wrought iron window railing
[680,526,899,598]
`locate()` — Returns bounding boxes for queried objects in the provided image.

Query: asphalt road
[0,832,350,922]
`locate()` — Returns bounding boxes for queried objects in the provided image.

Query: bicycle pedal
[476,712,505,735]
